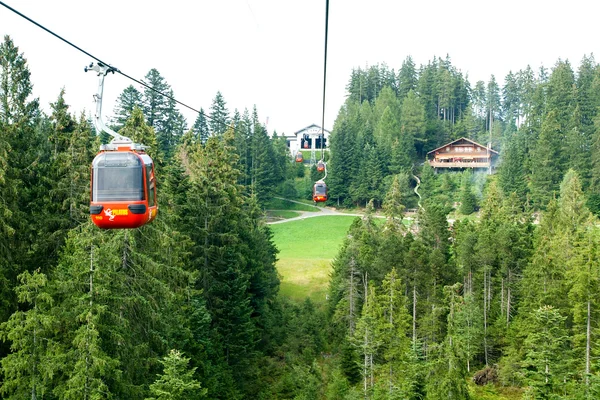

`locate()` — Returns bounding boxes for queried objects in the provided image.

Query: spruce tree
[142,68,170,130]
[398,56,417,101]
[529,110,564,209]
[208,91,229,135]
[522,306,570,398]
[113,85,143,130]
[459,171,477,215]
[146,350,205,400]
[0,271,56,399]
[192,108,210,144]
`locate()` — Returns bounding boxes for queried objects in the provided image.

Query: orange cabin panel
[90,150,157,229]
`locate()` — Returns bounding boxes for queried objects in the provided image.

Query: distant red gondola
[313,181,327,203]
[296,151,303,163]
[317,160,325,172]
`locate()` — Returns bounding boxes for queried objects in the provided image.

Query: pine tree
[0,35,44,337]
[208,91,229,135]
[529,110,564,209]
[426,284,470,400]
[353,284,380,398]
[459,171,477,215]
[146,350,205,400]
[522,305,570,398]
[113,85,143,130]
[498,131,528,205]
[159,90,187,158]
[382,175,405,224]
[192,109,210,144]
[399,90,424,158]
[0,270,56,399]
[142,68,170,130]
[376,106,400,148]
[398,56,417,101]
[119,106,160,162]
[376,269,417,398]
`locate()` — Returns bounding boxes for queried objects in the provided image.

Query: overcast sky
[1,0,599,136]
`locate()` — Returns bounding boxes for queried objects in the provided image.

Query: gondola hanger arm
[85,62,134,146]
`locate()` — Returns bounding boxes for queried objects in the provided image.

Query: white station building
[284,124,331,161]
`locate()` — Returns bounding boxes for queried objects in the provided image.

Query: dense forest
[3,31,600,399]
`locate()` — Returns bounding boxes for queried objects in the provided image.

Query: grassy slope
[265,198,320,212]
[270,215,358,303]
[267,210,301,219]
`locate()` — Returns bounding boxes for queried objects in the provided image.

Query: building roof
[426,137,499,155]
[293,124,331,136]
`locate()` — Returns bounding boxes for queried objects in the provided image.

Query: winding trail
[412,174,424,211]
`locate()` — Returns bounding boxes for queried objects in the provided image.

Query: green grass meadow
[270,215,359,303]
[266,210,301,219]
[265,197,320,212]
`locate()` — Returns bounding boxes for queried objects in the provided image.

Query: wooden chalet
[427,138,498,171]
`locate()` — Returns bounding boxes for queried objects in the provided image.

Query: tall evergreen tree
[146,350,205,400]
[398,56,417,101]
[529,110,564,209]
[142,68,170,129]
[208,91,229,135]
[113,85,143,130]
[192,108,210,143]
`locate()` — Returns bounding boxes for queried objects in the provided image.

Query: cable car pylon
[86,62,158,229]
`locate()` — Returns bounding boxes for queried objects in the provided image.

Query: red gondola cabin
[313,181,327,203]
[317,161,325,172]
[90,146,157,229]
[295,151,303,163]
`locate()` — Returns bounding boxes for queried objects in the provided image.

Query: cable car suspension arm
[85,62,133,144]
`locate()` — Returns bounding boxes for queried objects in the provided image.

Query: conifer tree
[498,131,528,205]
[398,56,417,101]
[113,85,143,130]
[146,350,205,400]
[353,284,380,398]
[142,68,170,130]
[399,90,424,157]
[0,270,56,399]
[0,35,44,334]
[208,91,229,135]
[192,109,210,144]
[376,269,417,398]
[459,171,477,215]
[159,90,187,158]
[382,175,405,224]
[119,106,160,162]
[522,306,570,398]
[529,110,564,209]
[426,284,470,400]
[376,106,400,149]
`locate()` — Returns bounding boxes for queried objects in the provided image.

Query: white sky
[1,0,599,136]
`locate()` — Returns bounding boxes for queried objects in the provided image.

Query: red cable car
[313,180,327,203]
[317,160,325,172]
[86,62,158,229]
[296,151,303,163]
[90,145,157,229]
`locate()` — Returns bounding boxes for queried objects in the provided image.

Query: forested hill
[326,55,600,215]
[321,55,600,398]
[2,30,600,399]
[0,35,291,399]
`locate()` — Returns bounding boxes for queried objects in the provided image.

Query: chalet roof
[426,137,499,155]
[293,124,331,136]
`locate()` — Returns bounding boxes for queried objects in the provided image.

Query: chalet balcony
[429,160,491,169]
